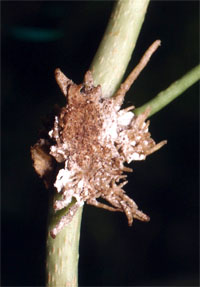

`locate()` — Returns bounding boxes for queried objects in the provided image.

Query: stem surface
[91,0,150,97]
[46,198,83,287]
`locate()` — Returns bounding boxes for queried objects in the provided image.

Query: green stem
[46,197,83,287]
[134,64,200,117]
[46,1,150,286]
[91,0,150,97]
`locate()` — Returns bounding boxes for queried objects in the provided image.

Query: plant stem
[46,1,150,286]
[134,64,200,117]
[46,197,83,287]
[91,0,150,97]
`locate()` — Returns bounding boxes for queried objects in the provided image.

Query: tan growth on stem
[31,40,166,238]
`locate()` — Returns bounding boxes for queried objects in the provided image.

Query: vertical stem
[46,1,150,286]
[46,195,83,287]
[91,0,150,97]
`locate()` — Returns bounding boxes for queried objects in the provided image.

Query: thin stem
[46,1,150,286]
[134,64,200,117]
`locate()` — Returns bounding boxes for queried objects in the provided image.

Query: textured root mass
[31,41,166,237]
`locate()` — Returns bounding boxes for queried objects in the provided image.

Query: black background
[2,1,199,286]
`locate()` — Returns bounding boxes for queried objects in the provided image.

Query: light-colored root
[87,198,121,212]
[134,107,151,128]
[133,209,150,222]
[55,68,73,97]
[83,70,94,90]
[114,40,161,106]
[147,140,167,155]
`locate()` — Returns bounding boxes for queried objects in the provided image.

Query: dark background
[2,1,199,286]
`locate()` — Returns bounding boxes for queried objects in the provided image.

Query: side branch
[134,64,200,117]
